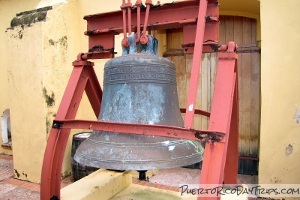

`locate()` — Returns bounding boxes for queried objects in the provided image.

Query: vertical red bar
[40,128,62,199]
[184,0,208,129]
[198,52,237,200]
[223,64,239,184]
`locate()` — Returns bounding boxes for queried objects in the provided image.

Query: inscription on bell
[104,65,177,84]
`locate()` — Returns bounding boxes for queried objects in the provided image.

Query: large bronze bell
[74,35,203,170]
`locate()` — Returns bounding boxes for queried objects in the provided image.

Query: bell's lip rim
[73,153,203,171]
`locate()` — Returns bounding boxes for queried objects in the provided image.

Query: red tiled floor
[0,154,13,160]
[0,155,41,199]
[0,158,14,181]
[0,184,40,200]
[0,154,73,199]
[3,178,40,192]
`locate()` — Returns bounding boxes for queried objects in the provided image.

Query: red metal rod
[184,0,208,129]
[55,119,222,141]
[121,0,129,47]
[140,0,152,44]
[142,1,151,35]
[122,1,127,39]
[135,0,141,42]
[127,0,132,35]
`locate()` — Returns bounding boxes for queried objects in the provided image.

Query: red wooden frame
[40,1,239,199]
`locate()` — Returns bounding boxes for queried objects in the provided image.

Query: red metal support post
[199,43,238,200]
[140,0,152,44]
[127,0,132,35]
[223,54,239,184]
[135,0,142,42]
[40,59,102,199]
[121,0,129,47]
[184,0,208,129]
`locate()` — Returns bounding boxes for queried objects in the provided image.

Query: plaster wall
[4,0,84,182]
[259,0,300,184]
[0,0,40,155]
[5,24,45,182]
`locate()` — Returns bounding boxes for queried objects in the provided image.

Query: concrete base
[110,184,249,200]
[61,169,132,200]
[61,167,253,200]
[110,184,196,200]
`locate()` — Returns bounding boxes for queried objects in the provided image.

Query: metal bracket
[210,44,220,51]
[88,45,104,52]
[52,120,63,129]
[50,196,59,200]
[195,131,225,142]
